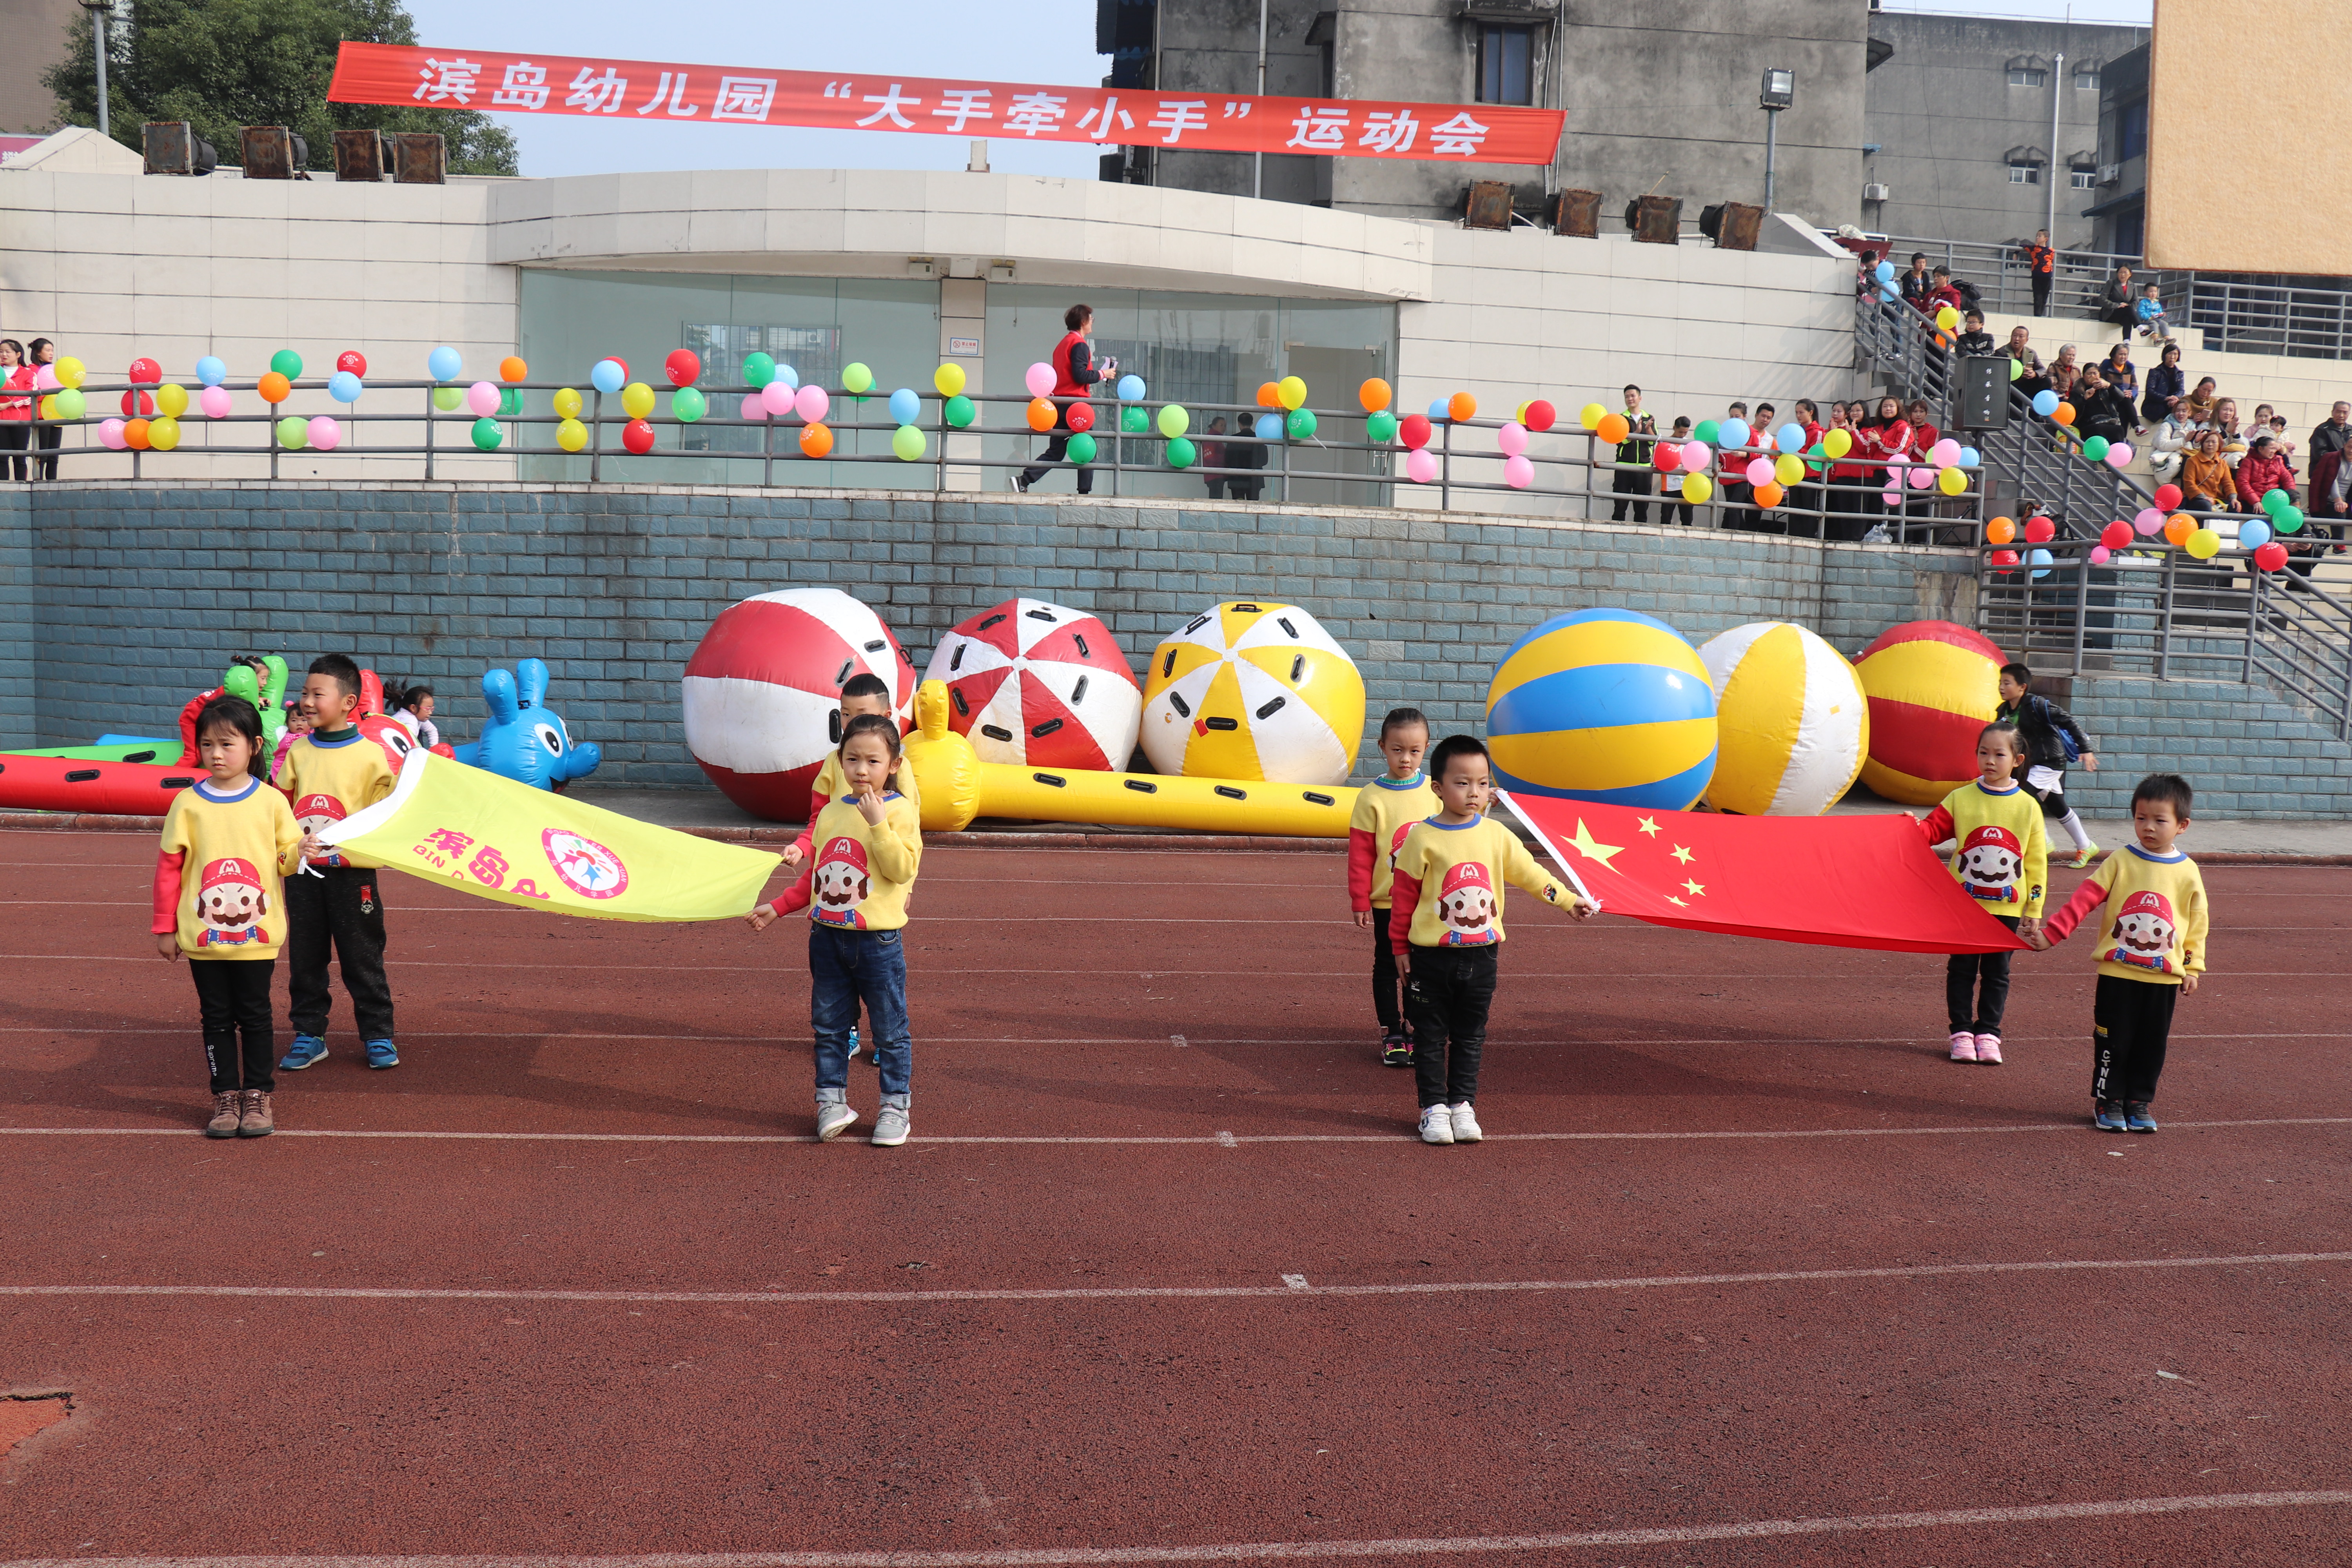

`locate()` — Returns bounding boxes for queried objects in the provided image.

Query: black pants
[34,422,59,479]
[287,865,395,1041]
[1789,485,1824,537]
[0,423,26,480]
[2092,973,2177,1105]
[1370,908,1404,1035]
[1947,915,2021,1034]
[1661,499,1693,525]
[192,958,276,1093]
[1609,468,1650,523]
[1405,944,1498,1108]
[2032,274,2052,317]
[2024,771,2070,819]
[1019,404,1094,494]
[1827,476,1875,541]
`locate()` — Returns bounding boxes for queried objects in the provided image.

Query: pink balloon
[1503,454,1534,489]
[1882,487,1902,505]
[1024,362,1056,399]
[1929,437,1962,468]
[98,418,128,450]
[1906,464,1935,488]
[760,380,797,418]
[1496,421,1528,457]
[2089,545,2111,564]
[465,380,500,416]
[306,416,342,451]
[2105,443,2134,467]
[2133,508,2163,536]
[794,384,829,423]
[32,365,59,391]
[1405,448,1439,485]
[1745,456,1774,486]
[1679,442,1711,471]
[199,385,232,419]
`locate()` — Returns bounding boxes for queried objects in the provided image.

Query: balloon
[1935,306,1961,332]
[2254,542,2289,572]
[1405,448,1439,484]
[337,350,367,376]
[1986,517,2016,545]
[1774,453,1804,485]
[123,418,151,450]
[2105,443,2133,468]
[2101,521,2132,550]
[327,371,362,404]
[660,350,699,388]
[150,416,184,452]
[1937,466,1969,495]
[2029,547,2054,578]
[774,363,799,391]
[552,387,583,419]
[1753,481,1784,508]
[1065,432,1096,465]
[1746,457,1775,486]
[253,372,288,404]
[1596,413,1630,445]
[1255,413,1284,442]
[891,424,927,461]
[196,356,227,387]
[944,394,976,428]
[116,388,155,417]
[1503,454,1534,489]
[1928,438,1961,468]
[52,356,86,389]
[1263,383,1285,410]
[1681,442,1712,470]
[2051,402,2076,426]
[2024,516,2055,544]
[729,352,771,390]
[591,359,626,394]
[1158,403,1190,438]
[1720,419,1751,451]
[432,385,464,412]
[1579,402,1607,432]
[1120,405,1149,434]
[671,387,707,423]
[467,417,501,450]
[800,386,835,427]
[2132,508,2164,535]
[199,386,231,419]
[2031,389,2060,416]
[2090,546,2111,565]
[798,422,833,458]
[621,382,656,419]
[127,358,163,386]
[264,349,301,380]
[1883,486,1905,506]
[2240,518,2272,549]
[1399,413,1432,449]
[760,381,797,418]
[1027,398,1058,432]
[1875,260,1896,283]
[31,365,56,392]
[2261,488,2290,515]
[1958,446,1980,468]
[837,362,871,396]
[2163,514,2194,545]
[623,418,657,454]
[1278,376,1308,410]
[99,419,128,450]
[2153,483,2183,510]
[274,416,306,449]
[1285,407,1316,441]
[1653,442,1684,474]
[428,346,463,382]
[1682,473,1714,504]
[1165,436,1196,469]
[1428,397,1451,423]
[1824,430,1851,458]
[2185,528,2220,560]
[466,381,501,416]
[1025,363,1056,399]
[486,355,521,385]
[556,418,588,452]
[2275,506,2305,534]
[49,388,85,421]
[305,416,339,451]
[1365,409,1398,443]
[916,363,958,400]
[1497,421,1529,457]
[2008,358,2024,381]
[742,392,768,420]
[1882,284,1900,301]
[1067,401,1096,433]
[1990,548,2020,567]
[1359,378,1392,412]
[1448,392,1477,422]
[1523,400,1555,432]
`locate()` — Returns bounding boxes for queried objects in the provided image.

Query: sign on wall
[328,42,1566,166]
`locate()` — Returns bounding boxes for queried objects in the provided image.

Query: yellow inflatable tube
[904,680,1356,836]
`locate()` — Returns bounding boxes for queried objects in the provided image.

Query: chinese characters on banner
[332,43,1565,165]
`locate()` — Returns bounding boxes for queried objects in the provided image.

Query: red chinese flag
[1500,791,2026,955]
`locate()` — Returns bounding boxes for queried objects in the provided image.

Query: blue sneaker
[847,1024,861,1062]
[2125,1102,2158,1134]
[2094,1100,2127,1132]
[365,1039,399,1070]
[279,1035,328,1071]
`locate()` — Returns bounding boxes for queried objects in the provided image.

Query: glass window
[1479,25,1534,106]
[2008,67,2046,87]
[2070,167,2096,189]
[2074,67,2100,89]
[2120,101,2147,160]
[2008,162,2041,185]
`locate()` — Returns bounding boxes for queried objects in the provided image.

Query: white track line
[5,1250,2348,1310]
[11,1490,2352,1564]
[3,1029,2340,1045]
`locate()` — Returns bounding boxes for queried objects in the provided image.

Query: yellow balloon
[620,381,655,419]
[552,387,583,419]
[1936,465,1968,495]
[1824,429,1852,459]
[147,415,182,451]
[1682,472,1715,505]
[555,417,588,452]
[154,383,189,417]
[933,362,967,397]
[1579,401,1607,432]
[1773,453,1804,486]
[38,395,57,420]
[2186,527,2221,559]
[53,356,86,389]
[1277,375,1307,410]
[1935,306,1961,332]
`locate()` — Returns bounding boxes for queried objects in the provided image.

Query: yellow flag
[317,750,779,922]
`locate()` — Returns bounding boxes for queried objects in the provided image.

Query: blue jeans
[811,925,910,1097]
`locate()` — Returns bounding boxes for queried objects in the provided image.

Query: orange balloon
[125,418,152,450]
[1595,413,1630,445]
[799,422,833,459]
[1358,377,1392,413]
[1257,382,1281,409]
[1448,391,1477,423]
[1985,516,2016,544]
[499,356,528,383]
[1026,397,1057,432]
[2051,402,2076,426]
[2163,513,2194,545]
[257,372,290,404]
[1753,481,1784,508]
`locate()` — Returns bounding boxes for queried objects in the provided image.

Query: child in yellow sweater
[1914,720,2047,1064]
[1347,706,1435,1067]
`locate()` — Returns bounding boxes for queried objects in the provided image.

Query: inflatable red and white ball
[924,597,1142,770]
[1853,619,2005,806]
[682,588,917,821]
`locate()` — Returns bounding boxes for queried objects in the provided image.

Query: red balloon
[120,389,156,417]
[127,358,161,385]
[1990,548,2021,568]
[1651,441,1683,473]
[622,417,656,454]
[2152,483,2182,511]
[2254,541,2289,572]
[1397,413,1432,450]
[607,357,630,381]
[2023,516,2055,544]
[337,350,367,376]
[2100,520,2132,550]
[1522,399,1556,433]
[664,350,701,387]
[1065,401,1095,433]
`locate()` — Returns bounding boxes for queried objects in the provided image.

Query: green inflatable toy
[221,655,290,747]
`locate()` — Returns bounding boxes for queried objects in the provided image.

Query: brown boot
[237,1089,275,1138]
[205,1091,242,1139]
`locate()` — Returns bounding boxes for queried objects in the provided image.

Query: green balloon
[275,416,307,450]
[1695,419,1721,444]
[944,394,976,428]
[499,387,523,417]
[1157,403,1190,438]
[1067,432,1097,465]
[432,385,465,412]
[51,387,85,421]
[2081,435,2109,461]
[1365,409,1398,443]
[2261,488,2290,515]
[1121,405,1149,434]
[743,352,777,388]
[842,362,874,394]
[671,386,708,423]
[2274,505,2305,534]
[270,349,303,379]
[1165,436,1196,469]
[891,423,927,461]
[2008,357,2024,380]
[1286,407,1317,441]
[471,416,503,450]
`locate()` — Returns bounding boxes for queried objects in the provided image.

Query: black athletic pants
[2024,771,2070,819]
[287,865,395,1041]
[0,424,27,481]
[1405,944,1498,1109]
[1019,403,1094,494]
[192,958,276,1094]
[1609,468,1650,523]
[2092,973,2177,1105]
[1947,915,2021,1034]
[2032,274,2052,317]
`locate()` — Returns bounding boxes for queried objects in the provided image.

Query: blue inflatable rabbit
[454,657,602,790]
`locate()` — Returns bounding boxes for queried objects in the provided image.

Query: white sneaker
[1449,1103,1483,1143]
[815,1102,859,1141]
[872,1100,909,1147]
[1419,1105,1455,1145]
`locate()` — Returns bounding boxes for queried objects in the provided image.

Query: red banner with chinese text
[328,42,1564,165]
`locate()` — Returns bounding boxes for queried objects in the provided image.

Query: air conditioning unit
[2098,163,2121,187]
[1862,182,1890,203]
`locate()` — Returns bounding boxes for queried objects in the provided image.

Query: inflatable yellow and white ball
[1141,600,1365,784]
[1696,622,1869,815]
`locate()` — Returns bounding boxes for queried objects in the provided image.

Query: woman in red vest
[1016,303,1113,494]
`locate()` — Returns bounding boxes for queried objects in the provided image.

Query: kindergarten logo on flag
[542,829,629,898]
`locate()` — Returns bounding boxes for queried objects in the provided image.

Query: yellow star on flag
[1636,816,1661,837]
[1565,818,1626,870]
[1682,878,1706,897]
[1671,844,1695,864]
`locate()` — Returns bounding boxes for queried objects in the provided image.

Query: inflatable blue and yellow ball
[1485,608,1718,809]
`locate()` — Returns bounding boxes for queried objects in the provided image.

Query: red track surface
[3,828,2348,1565]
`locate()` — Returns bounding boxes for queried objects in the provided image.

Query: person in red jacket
[1016,303,1115,495]
[0,338,31,481]
[1857,395,1913,532]
[2016,229,2056,318]
[2235,436,2296,514]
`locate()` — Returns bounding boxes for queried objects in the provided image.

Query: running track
[2,829,2347,1565]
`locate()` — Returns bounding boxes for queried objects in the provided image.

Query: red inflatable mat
[0,753,197,815]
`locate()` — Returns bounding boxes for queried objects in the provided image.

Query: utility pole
[79,0,113,137]
[1252,0,1269,199]
[1759,68,1794,211]
[2047,51,2064,240]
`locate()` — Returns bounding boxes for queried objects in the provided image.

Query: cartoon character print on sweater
[1957,823,2026,905]
[292,793,350,867]
[193,857,270,948]
[811,835,872,929]
[2104,889,2178,974]
[1436,859,1499,946]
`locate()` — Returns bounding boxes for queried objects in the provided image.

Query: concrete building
[2084,42,2147,259]
[1127,0,1871,230]
[0,0,79,137]
[1861,11,2147,253]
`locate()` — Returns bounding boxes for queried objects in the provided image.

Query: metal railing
[1843,232,2143,319]
[2136,272,2352,362]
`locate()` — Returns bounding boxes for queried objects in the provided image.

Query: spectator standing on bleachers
[0,339,29,481]
[1924,268,1965,319]
[1900,253,1935,312]
[1200,418,1229,500]
[1659,416,1695,525]
[2307,409,2349,524]
[2141,343,2185,426]
[2017,230,2057,317]
[1827,402,1873,541]
[28,338,60,481]
[2179,431,2237,513]
[1789,399,1826,537]
[1858,396,1913,539]
[2097,266,2139,330]
[1609,385,1656,524]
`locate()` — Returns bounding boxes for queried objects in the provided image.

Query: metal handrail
[1838,230,2143,319]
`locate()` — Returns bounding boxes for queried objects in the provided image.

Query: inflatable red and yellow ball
[1853,620,2004,806]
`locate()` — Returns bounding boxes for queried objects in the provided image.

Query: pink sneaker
[1975,1034,2004,1064]
[1949,1031,1978,1062]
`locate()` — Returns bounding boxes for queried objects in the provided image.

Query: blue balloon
[1116,374,1146,402]
[1777,423,1804,454]
[328,371,363,403]
[427,345,463,382]
[777,363,800,391]
[1958,445,1981,468]
[1874,260,1896,283]
[1428,397,1451,423]
[1720,419,1751,451]
[1881,284,1900,302]
[1255,412,1284,442]
[590,359,625,394]
[195,356,227,387]
[2028,547,2054,579]
[2031,389,2061,417]
[887,387,921,424]
[2239,518,2272,549]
